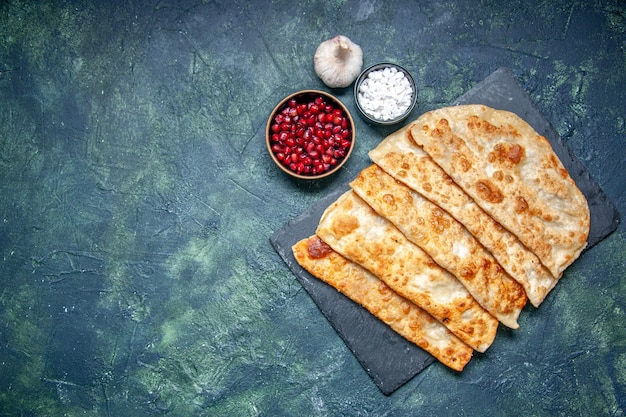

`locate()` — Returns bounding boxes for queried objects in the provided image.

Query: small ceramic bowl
[353,62,417,126]
[266,90,355,180]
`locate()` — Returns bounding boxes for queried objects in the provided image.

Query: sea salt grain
[357,66,414,121]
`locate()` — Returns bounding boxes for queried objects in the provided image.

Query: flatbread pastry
[292,235,473,371]
[408,105,590,278]
[315,190,498,353]
[369,125,560,307]
[350,164,527,328]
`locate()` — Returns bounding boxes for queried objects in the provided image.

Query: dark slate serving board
[269,67,620,395]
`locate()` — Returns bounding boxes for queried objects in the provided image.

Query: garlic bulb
[314,35,363,89]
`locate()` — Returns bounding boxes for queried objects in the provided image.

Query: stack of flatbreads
[292,104,590,372]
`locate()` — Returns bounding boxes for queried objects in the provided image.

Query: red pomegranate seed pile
[269,95,352,176]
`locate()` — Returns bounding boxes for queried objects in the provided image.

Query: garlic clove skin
[314,35,363,89]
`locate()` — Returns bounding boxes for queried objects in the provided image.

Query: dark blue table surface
[1,1,624,416]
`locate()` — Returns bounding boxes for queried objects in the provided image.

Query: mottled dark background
[0,1,624,416]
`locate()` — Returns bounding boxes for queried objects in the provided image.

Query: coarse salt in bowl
[354,63,417,125]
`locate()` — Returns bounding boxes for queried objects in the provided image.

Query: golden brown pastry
[369,125,559,307]
[315,190,499,353]
[292,235,473,371]
[350,164,527,328]
[408,105,590,278]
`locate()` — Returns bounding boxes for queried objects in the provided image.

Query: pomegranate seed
[303,128,312,141]
[270,95,351,176]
